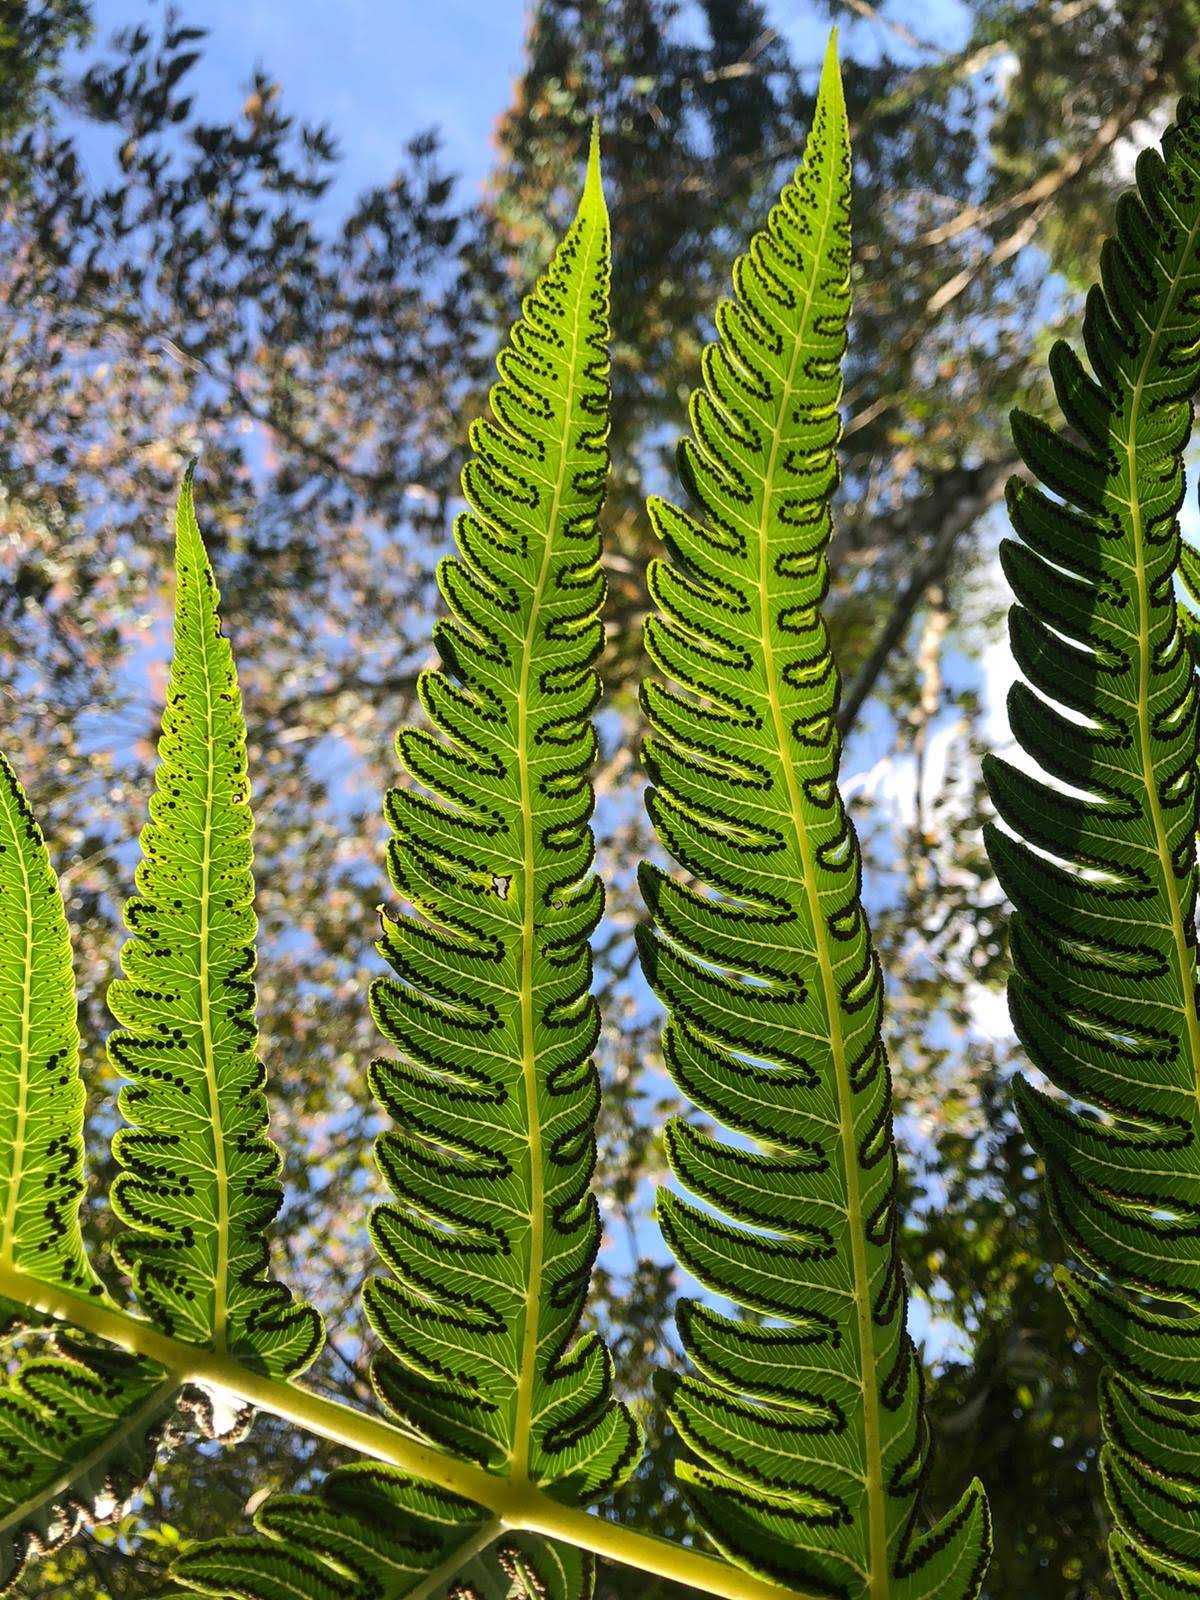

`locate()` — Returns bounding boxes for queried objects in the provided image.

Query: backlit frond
[639,36,989,1600]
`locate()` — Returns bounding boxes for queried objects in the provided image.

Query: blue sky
[82,0,971,212]
[87,0,531,201]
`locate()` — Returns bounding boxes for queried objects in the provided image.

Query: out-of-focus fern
[173,129,639,1600]
[0,1334,184,1591]
[175,1469,592,1600]
[637,36,990,1600]
[985,93,1200,1599]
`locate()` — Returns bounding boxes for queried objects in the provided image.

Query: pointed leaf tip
[818,26,846,119]
[177,460,199,539]
[583,116,606,217]
[176,464,199,540]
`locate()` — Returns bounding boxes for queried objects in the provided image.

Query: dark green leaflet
[0,1336,181,1593]
[174,1469,591,1600]
[106,470,322,1379]
[638,38,989,1600]
[172,135,634,1600]
[984,96,1200,1598]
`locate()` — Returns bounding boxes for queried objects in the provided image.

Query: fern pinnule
[638,34,990,1600]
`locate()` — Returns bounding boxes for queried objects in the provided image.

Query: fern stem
[194,524,230,1353]
[405,1517,502,1600]
[509,260,585,1480]
[0,1262,823,1600]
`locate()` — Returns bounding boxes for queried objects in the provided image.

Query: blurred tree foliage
[2,1,1195,1596]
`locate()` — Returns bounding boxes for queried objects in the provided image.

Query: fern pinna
[637,37,989,1600]
[984,95,1200,1599]
[365,121,636,1506]
[172,127,641,1600]
[107,465,323,1382]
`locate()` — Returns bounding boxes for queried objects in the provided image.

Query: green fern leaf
[984,94,1200,1597]
[0,752,104,1301]
[106,468,322,1379]
[362,117,636,1506]
[173,1467,592,1600]
[171,131,635,1600]
[637,35,989,1599]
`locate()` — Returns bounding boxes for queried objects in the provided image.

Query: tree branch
[915,79,1156,249]
[837,460,1011,737]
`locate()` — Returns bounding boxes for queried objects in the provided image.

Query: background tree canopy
[1,0,1189,1593]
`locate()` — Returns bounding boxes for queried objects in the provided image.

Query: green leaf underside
[173,1466,592,1600]
[363,124,635,1501]
[637,37,988,1600]
[0,1335,180,1595]
[0,753,103,1300]
[173,134,635,1600]
[984,96,1200,1597]
[106,471,322,1379]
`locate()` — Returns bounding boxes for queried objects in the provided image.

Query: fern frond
[637,35,989,1600]
[0,752,104,1301]
[106,468,322,1379]
[172,131,635,1600]
[983,94,1200,1596]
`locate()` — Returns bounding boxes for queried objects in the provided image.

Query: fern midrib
[193,567,230,1351]
[753,228,886,1590]
[1123,203,1200,1136]
[406,1517,501,1600]
[0,1374,178,1538]
[0,793,34,1269]
[511,215,595,1483]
